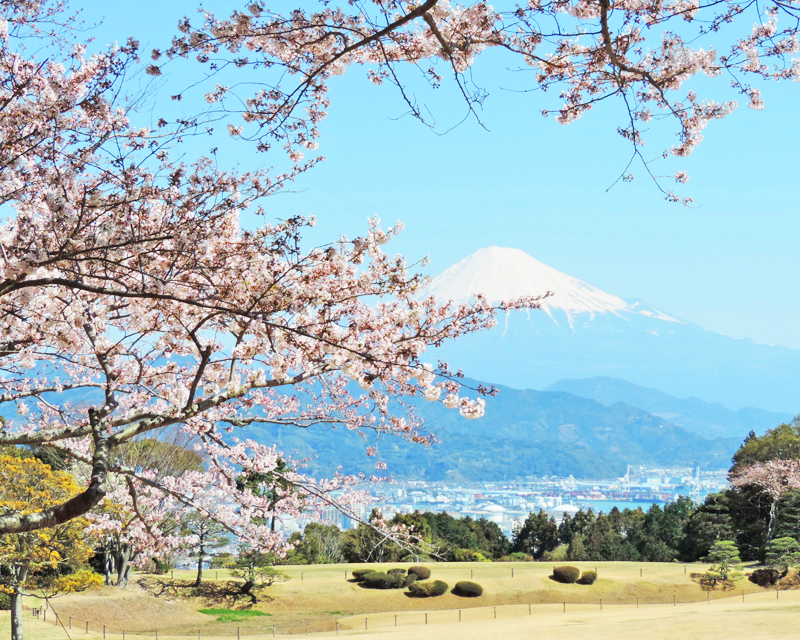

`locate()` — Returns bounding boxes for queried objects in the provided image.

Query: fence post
[470,569,473,579]
[123,631,126,640]
[673,595,676,606]
[639,568,643,577]
[395,615,397,627]
[684,565,687,574]
[742,591,745,602]
[272,625,276,637]
[305,623,308,636]
[103,625,106,639]
[707,592,710,604]
[562,602,566,613]
[365,618,368,631]
[301,572,304,581]
[43,610,46,622]
[636,597,639,608]
[69,617,72,629]
[528,603,531,616]
[459,610,462,622]
[777,588,780,599]
[156,631,159,640]
[493,607,496,619]
[600,599,603,611]
[86,622,89,634]
[425,613,428,625]
[336,623,339,636]
[237,628,240,640]
[511,568,514,578]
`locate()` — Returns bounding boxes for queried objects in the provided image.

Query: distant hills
[544,377,793,440]
[242,379,753,481]
[422,247,800,414]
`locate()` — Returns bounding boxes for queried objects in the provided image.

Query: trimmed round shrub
[750,568,782,587]
[351,568,377,582]
[361,571,406,589]
[387,568,407,577]
[408,566,431,580]
[403,573,418,587]
[407,580,449,597]
[452,581,483,597]
[552,566,581,584]
[577,570,597,585]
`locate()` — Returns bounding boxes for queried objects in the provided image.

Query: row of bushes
[552,566,598,585]
[350,566,483,598]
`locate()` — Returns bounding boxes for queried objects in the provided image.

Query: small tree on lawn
[764,537,800,573]
[181,512,230,587]
[703,541,743,589]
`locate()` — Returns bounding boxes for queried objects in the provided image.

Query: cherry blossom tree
[730,459,800,543]
[0,0,540,555]
[162,0,800,201]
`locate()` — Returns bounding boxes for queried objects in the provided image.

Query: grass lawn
[5,561,787,640]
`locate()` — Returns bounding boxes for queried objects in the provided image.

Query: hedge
[452,581,483,597]
[749,568,782,587]
[407,580,448,597]
[577,570,597,585]
[351,569,377,582]
[361,572,406,589]
[552,566,581,584]
[408,566,431,580]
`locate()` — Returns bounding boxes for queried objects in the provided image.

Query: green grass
[198,608,271,622]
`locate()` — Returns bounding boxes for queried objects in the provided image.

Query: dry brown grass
[2,561,789,640]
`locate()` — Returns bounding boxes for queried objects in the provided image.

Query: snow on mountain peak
[423,246,632,320]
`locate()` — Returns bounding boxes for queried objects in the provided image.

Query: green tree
[566,533,587,561]
[703,541,743,589]
[286,523,344,564]
[180,512,229,587]
[764,537,800,572]
[511,511,559,560]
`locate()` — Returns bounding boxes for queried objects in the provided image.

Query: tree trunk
[117,545,133,588]
[11,590,24,640]
[766,500,779,544]
[195,554,204,587]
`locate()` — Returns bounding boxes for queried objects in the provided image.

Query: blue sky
[82,0,800,350]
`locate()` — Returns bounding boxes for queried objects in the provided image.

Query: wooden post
[673,595,676,606]
[365,618,368,631]
[237,628,240,640]
[336,623,339,636]
[708,592,710,604]
[171,570,174,580]
[511,568,514,578]
[777,588,780,599]
[639,568,642,577]
[43,610,46,622]
[156,631,159,640]
[301,572,304,581]
[272,625,275,638]
[395,615,397,627]
[459,610,462,622]
[86,622,89,634]
[684,565,687,574]
[636,597,639,608]
[470,569,473,579]
[528,603,531,615]
[103,625,106,639]
[123,630,126,640]
[562,602,566,613]
[69,617,72,629]
[216,571,218,581]
[425,613,428,625]
[305,622,308,635]
[742,591,745,602]
[493,607,496,619]
[600,599,603,611]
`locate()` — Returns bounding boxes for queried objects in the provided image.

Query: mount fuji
[423,247,800,414]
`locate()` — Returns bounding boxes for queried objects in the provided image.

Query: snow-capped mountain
[425,246,679,326]
[423,247,800,415]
